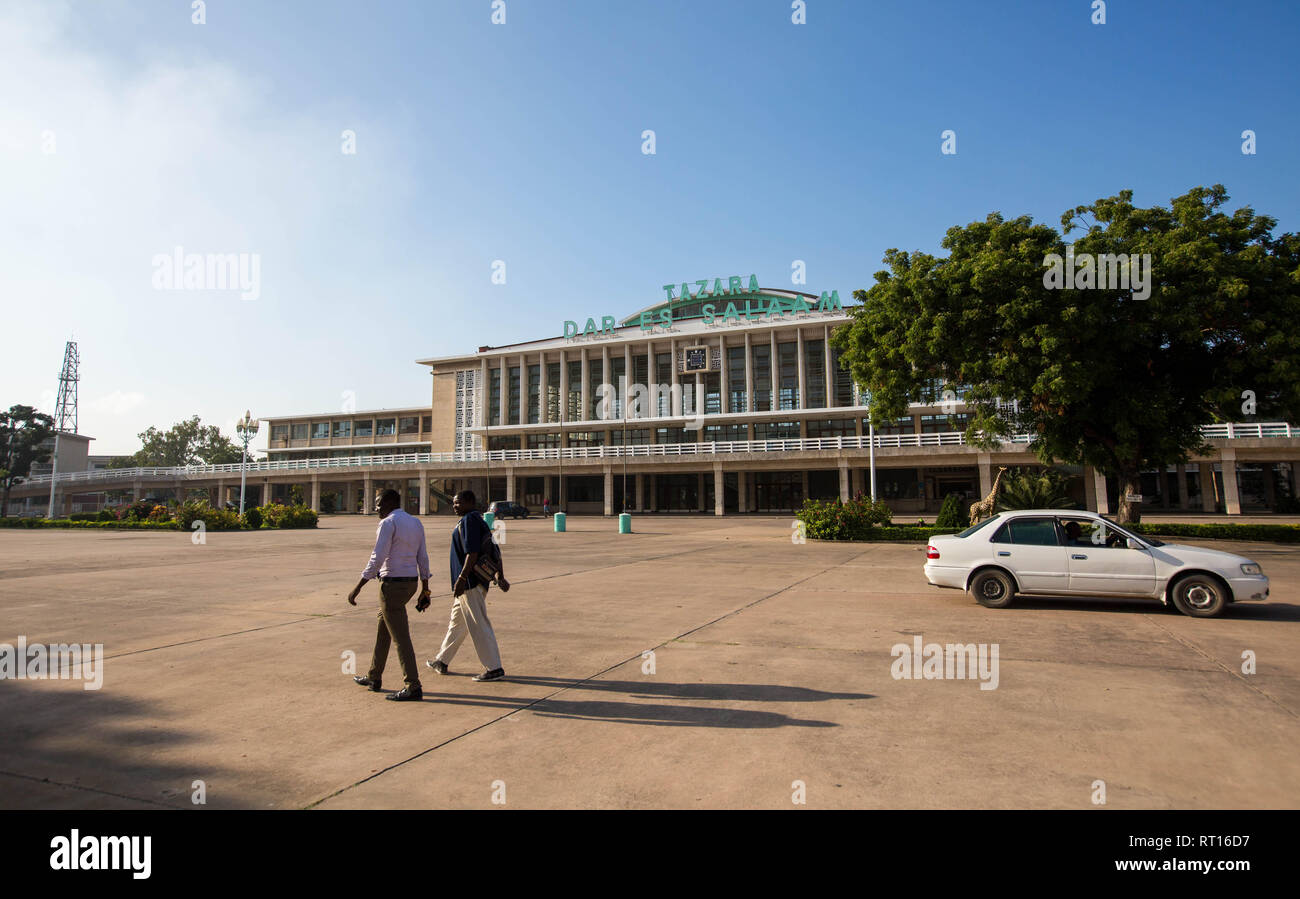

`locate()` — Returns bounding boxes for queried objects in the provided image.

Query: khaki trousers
[368,580,421,689]
[435,584,502,671]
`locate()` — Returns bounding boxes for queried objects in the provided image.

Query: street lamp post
[235,410,259,515]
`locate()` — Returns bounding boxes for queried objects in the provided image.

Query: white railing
[18,422,1295,489]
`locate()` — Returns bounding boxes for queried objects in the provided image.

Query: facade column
[603,465,614,516]
[310,476,321,512]
[1176,463,1189,510]
[737,470,747,513]
[744,331,754,413]
[635,473,644,511]
[824,325,834,408]
[801,471,810,504]
[419,474,429,515]
[538,351,547,424]
[214,479,225,507]
[1199,463,1217,512]
[769,330,778,412]
[839,461,850,502]
[670,338,681,416]
[506,467,516,502]
[1221,451,1241,515]
[363,475,373,514]
[176,482,187,504]
[580,347,590,422]
[978,453,992,498]
[132,481,143,502]
[697,472,706,512]
[1092,468,1110,515]
[480,357,489,427]
[796,326,805,410]
[543,475,552,508]
[558,349,568,423]
[648,474,656,512]
[714,464,724,516]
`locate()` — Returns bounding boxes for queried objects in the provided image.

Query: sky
[2,0,1297,455]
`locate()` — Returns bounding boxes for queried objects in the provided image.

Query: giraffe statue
[969,467,1008,525]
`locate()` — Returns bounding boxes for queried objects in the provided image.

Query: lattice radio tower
[47,341,79,517]
[54,341,79,434]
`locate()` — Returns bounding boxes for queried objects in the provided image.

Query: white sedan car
[924,509,1270,617]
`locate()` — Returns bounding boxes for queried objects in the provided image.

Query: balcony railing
[18,423,1295,488]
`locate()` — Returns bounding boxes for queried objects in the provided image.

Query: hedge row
[0,502,318,532]
[0,518,180,530]
[1129,522,1300,543]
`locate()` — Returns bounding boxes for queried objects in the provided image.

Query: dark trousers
[368,580,421,689]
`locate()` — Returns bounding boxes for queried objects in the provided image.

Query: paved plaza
[1,515,1298,809]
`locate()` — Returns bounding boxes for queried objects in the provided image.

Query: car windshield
[1101,517,1162,547]
[955,515,1001,538]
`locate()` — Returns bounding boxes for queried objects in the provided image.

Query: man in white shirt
[346,488,431,701]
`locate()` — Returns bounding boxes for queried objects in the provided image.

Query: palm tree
[995,467,1077,511]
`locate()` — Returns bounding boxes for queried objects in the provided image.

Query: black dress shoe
[472,668,505,682]
[385,686,423,701]
[354,675,381,691]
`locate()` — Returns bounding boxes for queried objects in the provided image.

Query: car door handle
[1072,554,1087,560]
[997,551,1010,556]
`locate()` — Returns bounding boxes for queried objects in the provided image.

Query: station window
[333,420,352,438]
[755,421,799,440]
[399,416,418,435]
[291,423,308,440]
[353,419,373,437]
[727,346,747,413]
[271,424,288,441]
[311,422,329,439]
[376,418,396,436]
[804,339,827,409]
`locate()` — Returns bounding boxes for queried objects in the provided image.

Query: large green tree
[0,405,55,517]
[832,185,1300,522]
[110,416,243,467]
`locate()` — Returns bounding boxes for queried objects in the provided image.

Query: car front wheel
[969,569,1016,609]
[1169,573,1228,618]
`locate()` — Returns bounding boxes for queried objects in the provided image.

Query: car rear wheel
[969,569,1016,609]
[1169,573,1228,618]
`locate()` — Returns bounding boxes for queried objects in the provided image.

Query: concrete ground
[0,514,1297,810]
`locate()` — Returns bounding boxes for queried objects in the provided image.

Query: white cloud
[87,390,146,416]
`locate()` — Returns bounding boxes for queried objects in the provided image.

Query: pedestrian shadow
[428,692,845,728]
[422,677,872,729]
[501,675,871,704]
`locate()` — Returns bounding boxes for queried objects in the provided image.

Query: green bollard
[483,511,495,530]
[553,511,566,532]
[619,512,632,534]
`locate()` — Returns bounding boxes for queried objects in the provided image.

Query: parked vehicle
[487,501,531,519]
[924,509,1269,617]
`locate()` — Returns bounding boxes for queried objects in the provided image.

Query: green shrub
[796,496,893,541]
[258,503,318,529]
[175,500,242,531]
[118,499,155,521]
[935,493,969,529]
[278,505,318,529]
[97,509,117,522]
[69,512,99,522]
[242,506,263,529]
